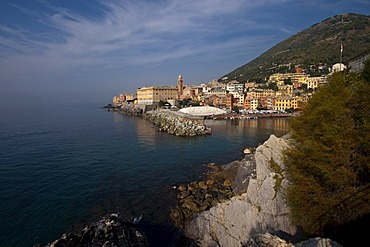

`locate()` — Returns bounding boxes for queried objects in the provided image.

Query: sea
[0,100,290,247]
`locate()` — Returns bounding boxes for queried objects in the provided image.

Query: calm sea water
[0,102,290,246]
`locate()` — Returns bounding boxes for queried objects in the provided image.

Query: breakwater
[143,109,212,136]
[105,103,211,136]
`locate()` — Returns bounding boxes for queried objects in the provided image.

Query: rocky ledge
[34,213,148,247]
[143,110,211,136]
[171,134,343,247]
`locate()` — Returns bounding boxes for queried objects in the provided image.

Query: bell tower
[177,75,183,98]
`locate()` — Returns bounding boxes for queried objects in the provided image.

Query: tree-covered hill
[284,59,370,245]
[220,13,370,83]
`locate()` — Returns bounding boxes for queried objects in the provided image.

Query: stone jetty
[104,103,212,136]
[143,109,211,136]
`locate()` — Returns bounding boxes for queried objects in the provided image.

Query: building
[244,98,258,110]
[348,50,370,73]
[112,93,137,105]
[268,72,308,86]
[201,94,230,109]
[307,76,327,90]
[274,97,292,111]
[181,86,203,100]
[137,86,178,105]
[258,97,275,110]
[274,96,305,111]
[229,91,245,107]
[125,93,137,101]
[112,96,120,105]
[246,89,275,99]
[277,84,293,96]
[330,63,346,73]
[226,81,245,93]
[206,86,227,97]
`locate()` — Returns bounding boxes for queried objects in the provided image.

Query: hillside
[220,13,370,83]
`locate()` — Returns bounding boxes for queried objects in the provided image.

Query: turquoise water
[0,102,290,246]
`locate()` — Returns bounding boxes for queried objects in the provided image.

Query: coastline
[32,133,345,247]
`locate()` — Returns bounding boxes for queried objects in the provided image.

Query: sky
[0,0,369,104]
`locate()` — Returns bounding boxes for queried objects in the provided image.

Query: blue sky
[0,0,369,104]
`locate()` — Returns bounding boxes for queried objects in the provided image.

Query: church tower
[177,75,183,98]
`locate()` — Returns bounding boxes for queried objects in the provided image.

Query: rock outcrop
[246,233,342,247]
[143,110,211,136]
[182,134,301,246]
[34,213,148,247]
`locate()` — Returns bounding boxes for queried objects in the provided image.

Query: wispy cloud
[0,0,292,79]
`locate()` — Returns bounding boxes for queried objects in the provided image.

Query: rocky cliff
[181,134,342,247]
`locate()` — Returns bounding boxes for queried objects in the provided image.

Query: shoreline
[103,103,298,120]
[208,112,297,120]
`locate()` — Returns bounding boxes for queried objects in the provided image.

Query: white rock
[184,134,297,246]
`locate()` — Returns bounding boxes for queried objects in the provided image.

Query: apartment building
[246,89,275,99]
[274,96,303,110]
[269,72,309,86]
[348,50,370,73]
[307,76,327,90]
[277,84,293,96]
[244,98,259,110]
[229,91,245,107]
[226,81,245,93]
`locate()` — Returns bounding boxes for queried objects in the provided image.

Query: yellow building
[274,96,303,110]
[307,76,327,90]
[229,91,245,107]
[125,93,137,101]
[137,86,178,105]
[277,84,293,96]
[246,89,275,98]
[269,72,308,85]
[112,96,120,105]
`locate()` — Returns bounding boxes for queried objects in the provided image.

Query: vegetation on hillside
[220,13,370,83]
[284,59,370,237]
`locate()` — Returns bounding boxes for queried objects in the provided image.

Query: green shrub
[284,60,370,236]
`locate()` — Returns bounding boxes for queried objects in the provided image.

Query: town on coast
[109,70,322,116]
[105,67,336,135]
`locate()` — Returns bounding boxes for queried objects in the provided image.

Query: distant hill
[220,13,370,83]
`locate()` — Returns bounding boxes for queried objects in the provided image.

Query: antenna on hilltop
[340,42,343,71]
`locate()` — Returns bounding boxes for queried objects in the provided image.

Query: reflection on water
[204,117,291,144]
[132,115,291,151]
[135,117,159,150]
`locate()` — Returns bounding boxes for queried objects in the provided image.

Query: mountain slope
[220,13,370,83]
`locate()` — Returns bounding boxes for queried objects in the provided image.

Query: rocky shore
[170,134,343,247]
[33,213,148,247]
[33,134,345,247]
